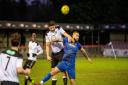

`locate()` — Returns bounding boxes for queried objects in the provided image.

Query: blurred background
[1,1,128,85]
[0,0,128,57]
[0,0,128,23]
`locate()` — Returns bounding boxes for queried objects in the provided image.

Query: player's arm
[36,44,43,56]
[46,42,52,61]
[80,47,92,63]
[28,40,31,49]
[63,32,74,42]
[27,41,31,57]
[45,34,52,61]
[17,67,30,75]
[16,58,30,75]
[59,27,74,42]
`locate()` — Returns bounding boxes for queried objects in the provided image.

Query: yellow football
[61,5,70,15]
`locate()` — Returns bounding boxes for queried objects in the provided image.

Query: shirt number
[5,56,11,70]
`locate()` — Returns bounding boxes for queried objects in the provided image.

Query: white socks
[40,81,44,85]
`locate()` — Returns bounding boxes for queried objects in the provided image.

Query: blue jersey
[62,38,81,64]
[57,38,82,79]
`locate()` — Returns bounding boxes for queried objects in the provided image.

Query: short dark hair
[11,39,19,47]
[48,20,56,27]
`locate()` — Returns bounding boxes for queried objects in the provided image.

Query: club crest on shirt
[51,35,57,42]
[69,43,76,48]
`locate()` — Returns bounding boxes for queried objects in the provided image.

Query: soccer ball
[61,5,70,15]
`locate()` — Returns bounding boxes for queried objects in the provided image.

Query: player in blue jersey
[35,31,92,85]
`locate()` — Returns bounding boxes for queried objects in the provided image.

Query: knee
[52,75,57,79]
[70,79,75,85]
[62,72,67,77]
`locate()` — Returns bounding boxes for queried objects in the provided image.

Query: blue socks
[41,73,52,83]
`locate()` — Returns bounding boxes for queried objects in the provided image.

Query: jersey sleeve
[16,58,23,68]
[78,43,82,50]
[63,38,68,45]
[59,27,65,34]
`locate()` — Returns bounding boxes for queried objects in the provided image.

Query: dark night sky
[0,0,128,24]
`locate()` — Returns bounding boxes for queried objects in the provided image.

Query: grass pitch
[19,57,128,85]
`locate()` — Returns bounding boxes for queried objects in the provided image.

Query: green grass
[19,57,128,85]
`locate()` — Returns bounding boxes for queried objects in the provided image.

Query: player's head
[31,33,36,41]
[48,21,56,32]
[72,31,79,41]
[11,39,20,47]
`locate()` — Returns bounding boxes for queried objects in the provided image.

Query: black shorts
[1,81,19,85]
[51,50,64,68]
[23,60,36,69]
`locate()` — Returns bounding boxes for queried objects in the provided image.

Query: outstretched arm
[80,47,92,63]
[59,27,74,42]
[63,32,74,42]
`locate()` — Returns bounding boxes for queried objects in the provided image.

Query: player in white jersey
[45,21,73,85]
[23,33,43,85]
[0,38,30,85]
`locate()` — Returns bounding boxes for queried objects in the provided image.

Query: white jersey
[28,41,43,61]
[0,49,23,83]
[45,27,65,53]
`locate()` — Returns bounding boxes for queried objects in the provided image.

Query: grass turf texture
[19,57,128,85]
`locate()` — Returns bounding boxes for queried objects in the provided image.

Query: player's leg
[35,61,67,85]
[51,68,57,85]
[60,52,68,85]
[51,54,59,85]
[23,60,30,85]
[27,60,36,84]
[59,51,68,85]
[40,67,60,84]
[24,69,32,85]
[67,67,76,85]
[40,61,67,85]
[23,60,36,85]
[25,68,35,85]
[62,71,68,85]
[70,79,75,85]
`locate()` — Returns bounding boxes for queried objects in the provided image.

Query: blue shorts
[57,61,75,79]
